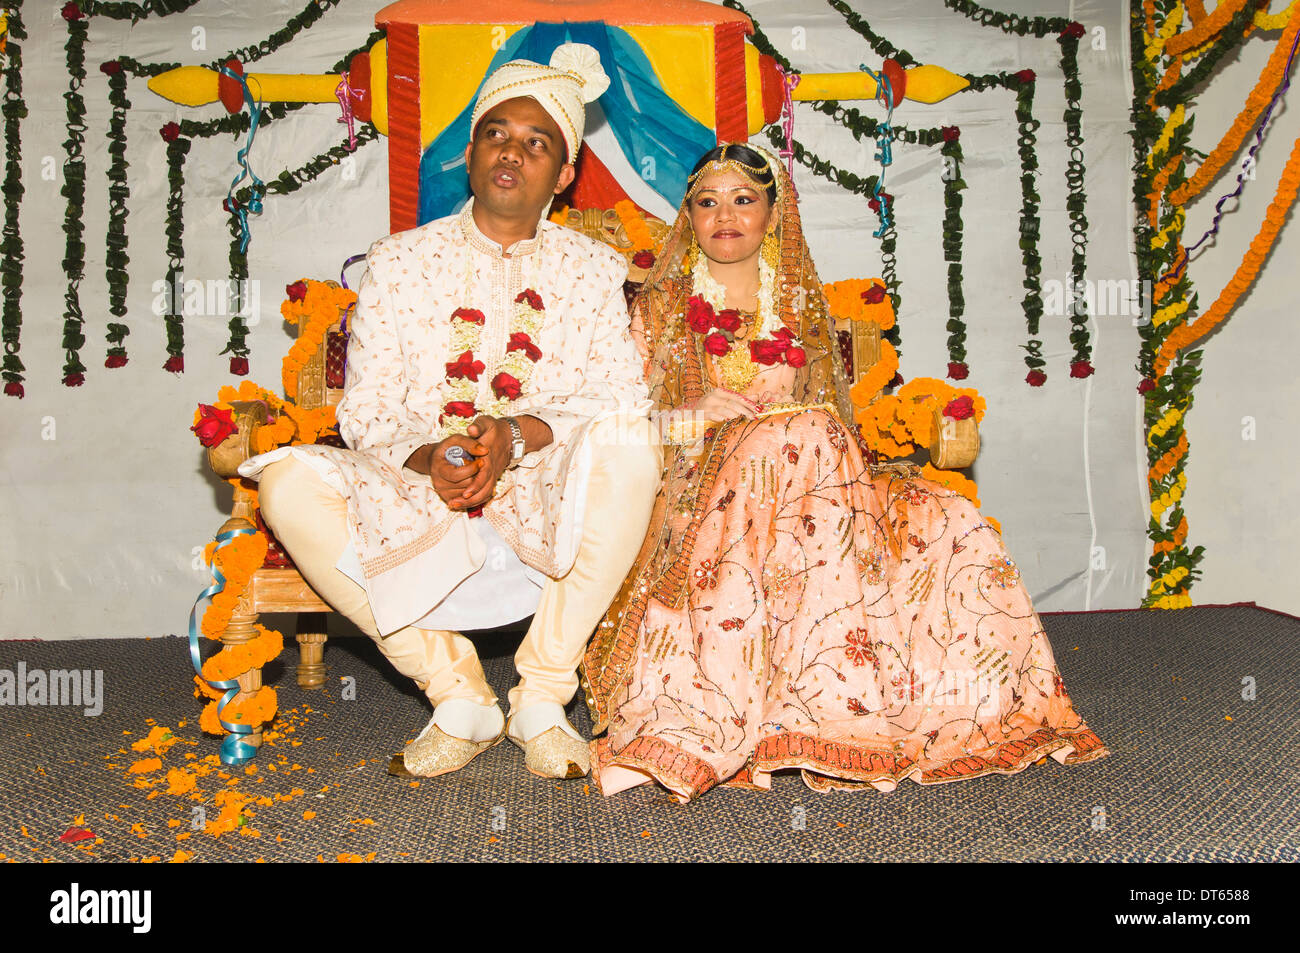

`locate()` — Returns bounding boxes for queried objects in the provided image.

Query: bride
[583,143,1108,800]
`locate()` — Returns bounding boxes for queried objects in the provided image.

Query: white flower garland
[690,251,795,345]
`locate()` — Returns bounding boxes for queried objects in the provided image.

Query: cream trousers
[257,415,660,713]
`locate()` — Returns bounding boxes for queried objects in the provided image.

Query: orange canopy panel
[375,0,753,26]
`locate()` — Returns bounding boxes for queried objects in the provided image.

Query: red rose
[868,198,880,212]
[1070,359,1095,379]
[467,506,485,518]
[862,283,887,304]
[285,280,308,303]
[63,372,85,387]
[443,401,477,420]
[100,61,123,76]
[105,353,128,369]
[1015,69,1036,83]
[445,350,485,382]
[506,331,542,362]
[889,372,903,388]
[62,2,84,21]
[452,307,485,325]
[1063,21,1086,39]
[941,126,960,142]
[749,337,786,365]
[632,250,656,269]
[160,122,181,143]
[1137,377,1155,394]
[192,404,238,448]
[491,372,522,400]
[3,381,23,398]
[714,308,741,333]
[686,296,714,335]
[222,198,240,214]
[1025,369,1047,386]
[164,355,184,373]
[514,289,544,310]
[944,395,975,420]
[785,347,807,369]
[704,332,731,356]
[947,362,969,380]
[229,356,249,376]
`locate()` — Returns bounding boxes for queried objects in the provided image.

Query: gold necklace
[711,314,760,392]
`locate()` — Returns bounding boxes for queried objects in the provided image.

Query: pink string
[335,70,360,152]
[777,66,801,197]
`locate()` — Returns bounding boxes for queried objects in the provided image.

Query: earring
[761,227,779,275]
[684,234,700,273]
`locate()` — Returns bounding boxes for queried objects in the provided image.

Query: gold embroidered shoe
[387,719,505,779]
[506,721,591,779]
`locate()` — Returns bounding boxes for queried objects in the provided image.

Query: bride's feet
[388,699,505,778]
[506,702,590,779]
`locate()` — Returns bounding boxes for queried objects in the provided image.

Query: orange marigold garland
[281,279,355,400]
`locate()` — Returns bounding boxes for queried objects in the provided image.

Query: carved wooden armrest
[207,400,274,478]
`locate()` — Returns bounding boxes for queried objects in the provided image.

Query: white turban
[469,42,611,163]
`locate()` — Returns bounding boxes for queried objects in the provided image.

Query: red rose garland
[440,291,544,433]
[685,294,805,369]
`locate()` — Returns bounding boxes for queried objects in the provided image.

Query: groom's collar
[458,197,552,259]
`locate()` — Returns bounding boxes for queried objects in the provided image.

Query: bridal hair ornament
[469,42,612,162]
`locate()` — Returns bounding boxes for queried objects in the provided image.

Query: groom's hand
[452,415,512,509]
[415,435,485,508]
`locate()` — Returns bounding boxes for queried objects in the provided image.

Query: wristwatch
[506,417,526,466]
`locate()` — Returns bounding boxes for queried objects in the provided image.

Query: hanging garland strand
[942,0,1073,37]
[60,3,90,387]
[940,127,968,377]
[1059,27,1094,377]
[214,0,346,71]
[825,0,917,67]
[83,0,203,22]
[1,2,28,399]
[162,130,190,372]
[103,62,130,367]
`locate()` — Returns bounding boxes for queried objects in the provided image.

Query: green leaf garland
[2,3,28,399]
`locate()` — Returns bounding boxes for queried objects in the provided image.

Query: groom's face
[466,97,574,221]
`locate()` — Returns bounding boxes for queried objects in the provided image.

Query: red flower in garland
[515,289,544,310]
[164,355,184,373]
[785,346,807,368]
[491,372,523,400]
[686,296,714,334]
[445,350,485,382]
[947,361,969,380]
[941,126,960,142]
[160,122,181,143]
[749,337,787,365]
[443,401,477,420]
[451,307,485,325]
[1015,69,1036,84]
[862,283,888,304]
[1062,21,1086,39]
[714,308,741,333]
[192,404,237,447]
[1137,377,1156,394]
[105,354,128,369]
[285,280,308,303]
[4,381,24,398]
[1025,369,1047,387]
[632,250,656,269]
[944,395,975,420]
[889,372,903,388]
[506,331,542,362]
[63,373,85,387]
[100,61,123,76]
[1069,359,1095,379]
[704,332,731,356]
[229,356,249,376]
[61,2,84,22]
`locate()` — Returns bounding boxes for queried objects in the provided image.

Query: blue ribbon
[218,65,266,255]
[859,63,896,238]
[187,526,259,766]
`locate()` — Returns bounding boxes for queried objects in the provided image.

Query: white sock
[508,701,583,743]
[432,698,504,743]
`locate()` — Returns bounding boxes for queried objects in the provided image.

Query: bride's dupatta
[582,149,859,732]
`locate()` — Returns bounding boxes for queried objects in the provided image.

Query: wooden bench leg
[223,589,264,752]
[296,612,328,689]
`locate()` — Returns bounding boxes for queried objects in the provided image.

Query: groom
[248,44,660,780]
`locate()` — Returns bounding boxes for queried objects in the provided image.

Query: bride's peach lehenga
[582,157,1107,801]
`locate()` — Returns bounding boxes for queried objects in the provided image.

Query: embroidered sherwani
[241,201,650,636]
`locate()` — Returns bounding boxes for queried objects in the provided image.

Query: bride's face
[688,169,774,268]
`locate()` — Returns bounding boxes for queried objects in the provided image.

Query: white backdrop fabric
[2,0,1296,641]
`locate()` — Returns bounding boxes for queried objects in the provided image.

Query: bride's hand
[683,388,760,421]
